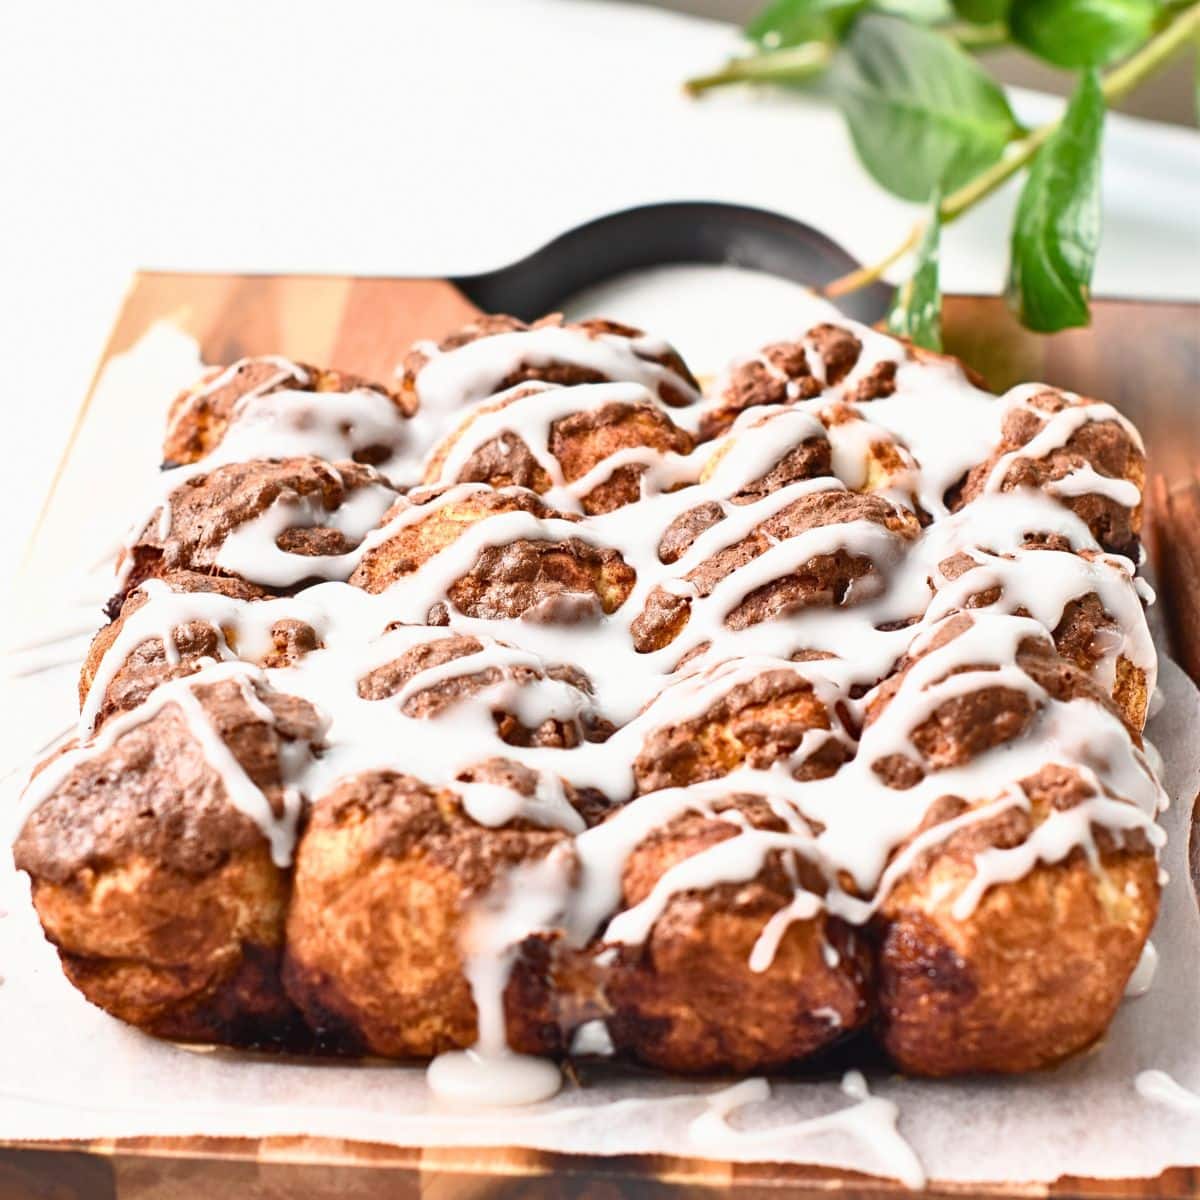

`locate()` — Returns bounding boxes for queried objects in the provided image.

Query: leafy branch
[685,0,1200,342]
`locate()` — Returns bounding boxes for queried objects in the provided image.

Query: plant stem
[1103,1,1200,100]
[941,20,1008,51]
[684,43,832,95]
[826,0,1200,297]
[684,19,1009,97]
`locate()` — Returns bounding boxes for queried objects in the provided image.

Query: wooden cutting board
[4,273,1198,1200]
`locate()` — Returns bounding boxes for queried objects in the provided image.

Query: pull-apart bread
[15,311,1164,1091]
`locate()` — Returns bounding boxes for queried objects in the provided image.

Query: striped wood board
[5,273,1199,1199]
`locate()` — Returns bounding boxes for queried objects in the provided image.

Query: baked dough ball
[632,488,920,653]
[702,325,856,440]
[876,764,1159,1075]
[604,795,871,1073]
[118,457,397,601]
[701,324,975,440]
[632,660,850,794]
[283,770,578,1057]
[162,356,413,468]
[348,485,636,622]
[950,388,1145,557]
[698,403,920,508]
[82,572,319,732]
[423,381,694,514]
[400,314,700,416]
[863,611,1128,789]
[862,613,1160,1073]
[931,543,1153,731]
[14,672,324,1048]
[357,628,609,748]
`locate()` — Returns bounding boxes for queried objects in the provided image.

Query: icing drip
[1135,1070,1200,1115]
[427,849,573,1106]
[1125,940,1158,997]
[688,1072,925,1188]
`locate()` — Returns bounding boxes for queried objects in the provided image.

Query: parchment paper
[1,325,1197,1187]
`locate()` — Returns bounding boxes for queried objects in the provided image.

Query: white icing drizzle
[427,379,696,513]
[18,312,1166,1112]
[114,357,410,589]
[213,385,415,482]
[213,474,397,588]
[982,397,1143,496]
[1135,1070,1200,1115]
[749,886,824,973]
[688,1073,925,1188]
[411,324,701,432]
[1124,939,1158,997]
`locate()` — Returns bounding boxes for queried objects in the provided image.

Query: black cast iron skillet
[448,201,892,324]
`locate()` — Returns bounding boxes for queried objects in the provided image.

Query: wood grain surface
[4,274,1198,1200]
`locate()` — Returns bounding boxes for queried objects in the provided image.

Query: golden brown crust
[633,665,847,794]
[282,771,573,1057]
[15,677,324,1047]
[606,798,871,1073]
[876,826,1158,1075]
[863,617,1160,1074]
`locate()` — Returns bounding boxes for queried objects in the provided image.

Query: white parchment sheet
[1,323,1198,1187]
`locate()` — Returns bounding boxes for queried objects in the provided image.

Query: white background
[1,0,1198,607]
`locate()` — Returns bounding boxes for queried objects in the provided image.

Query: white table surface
[1,0,1198,612]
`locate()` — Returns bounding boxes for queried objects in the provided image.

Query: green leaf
[746,0,865,47]
[887,190,943,350]
[1009,0,1156,68]
[950,0,1010,21]
[829,15,1021,201]
[1007,70,1105,333]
